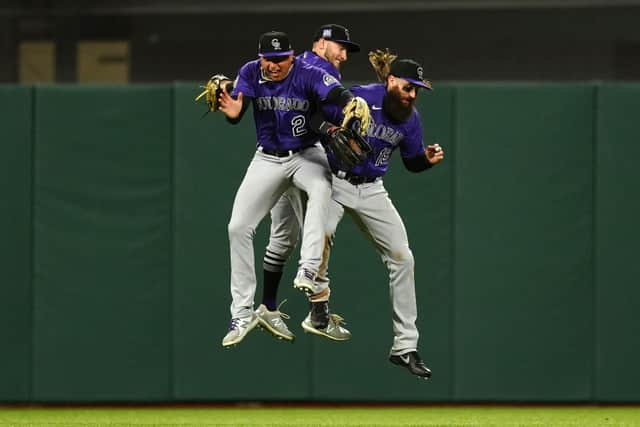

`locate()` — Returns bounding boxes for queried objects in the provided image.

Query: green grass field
[1,406,639,426]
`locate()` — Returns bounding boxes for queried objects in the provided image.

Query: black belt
[331,166,379,185]
[258,145,306,157]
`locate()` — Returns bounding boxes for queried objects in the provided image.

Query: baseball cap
[258,31,294,57]
[389,59,433,90]
[314,24,360,53]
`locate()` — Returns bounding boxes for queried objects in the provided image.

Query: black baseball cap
[258,31,294,57]
[389,59,433,90]
[314,24,360,53]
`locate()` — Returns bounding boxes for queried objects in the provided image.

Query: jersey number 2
[291,115,308,137]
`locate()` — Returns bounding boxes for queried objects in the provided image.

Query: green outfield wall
[0,82,638,403]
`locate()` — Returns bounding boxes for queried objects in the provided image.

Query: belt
[258,145,305,157]
[331,166,379,185]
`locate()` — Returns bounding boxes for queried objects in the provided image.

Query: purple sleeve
[307,67,341,102]
[316,68,345,124]
[399,114,426,159]
[231,62,255,98]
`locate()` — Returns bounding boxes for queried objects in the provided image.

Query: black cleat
[389,351,432,379]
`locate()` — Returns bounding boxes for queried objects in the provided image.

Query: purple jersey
[232,57,341,151]
[326,83,425,179]
[298,51,341,80]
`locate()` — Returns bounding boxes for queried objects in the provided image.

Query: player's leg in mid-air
[259,145,351,341]
[300,195,351,341]
[286,144,333,296]
[263,189,352,341]
[255,189,302,342]
[289,146,355,341]
[326,177,431,379]
[223,152,291,348]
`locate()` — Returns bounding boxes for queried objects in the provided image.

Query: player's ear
[386,74,395,88]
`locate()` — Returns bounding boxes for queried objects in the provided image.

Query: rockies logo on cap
[258,30,294,57]
[389,59,433,90]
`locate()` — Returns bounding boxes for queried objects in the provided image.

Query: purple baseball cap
[389,59,433,90]
[258,31,294,57]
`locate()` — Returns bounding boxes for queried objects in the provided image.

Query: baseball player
[258,24,361,343]
[320,56,443,378]
[260,53,444,378]
[213,31,370,348]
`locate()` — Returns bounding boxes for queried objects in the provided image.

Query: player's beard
[322,42,345,70]
[383,86,414,123]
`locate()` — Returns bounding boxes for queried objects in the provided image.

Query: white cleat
[221,314,259,348]
[255,301,295,342]
[301,312,351,341]
[293,269,315,296]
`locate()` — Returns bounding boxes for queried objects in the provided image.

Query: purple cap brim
[259,50,294,57]
[406,78,433,90]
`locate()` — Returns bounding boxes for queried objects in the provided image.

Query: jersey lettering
[365,119,404,146]
[255,96,310,112]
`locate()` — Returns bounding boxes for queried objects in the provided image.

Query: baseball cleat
[221,314,259,348]
[389,351,432,379]
[293,269,315,296]
[301,302,351,341]
[255,301,295,342]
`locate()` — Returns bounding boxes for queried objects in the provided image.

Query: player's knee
[389,247,414,267]
[227,218,254,240]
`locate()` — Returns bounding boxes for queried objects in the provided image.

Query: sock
[262,270,283,311]
[310,301,329,329]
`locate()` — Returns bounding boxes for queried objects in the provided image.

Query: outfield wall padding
[0,82,638,402]
[31,86,173,401]
[0,86,33,402]
[453,84,595,401]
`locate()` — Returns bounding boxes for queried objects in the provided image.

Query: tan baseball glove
[195,74,231,112]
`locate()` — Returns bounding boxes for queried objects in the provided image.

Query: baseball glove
[195,74,230,112]
[341,96,371,136]
[368,48,397,82]
[326,126,372,170]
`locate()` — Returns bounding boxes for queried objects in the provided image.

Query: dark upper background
[2,0,640,83]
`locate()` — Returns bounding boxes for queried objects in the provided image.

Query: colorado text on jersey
[255,96,311,112]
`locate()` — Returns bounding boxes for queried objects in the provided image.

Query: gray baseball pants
[265,176,420,355]
[228,144,331,319]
